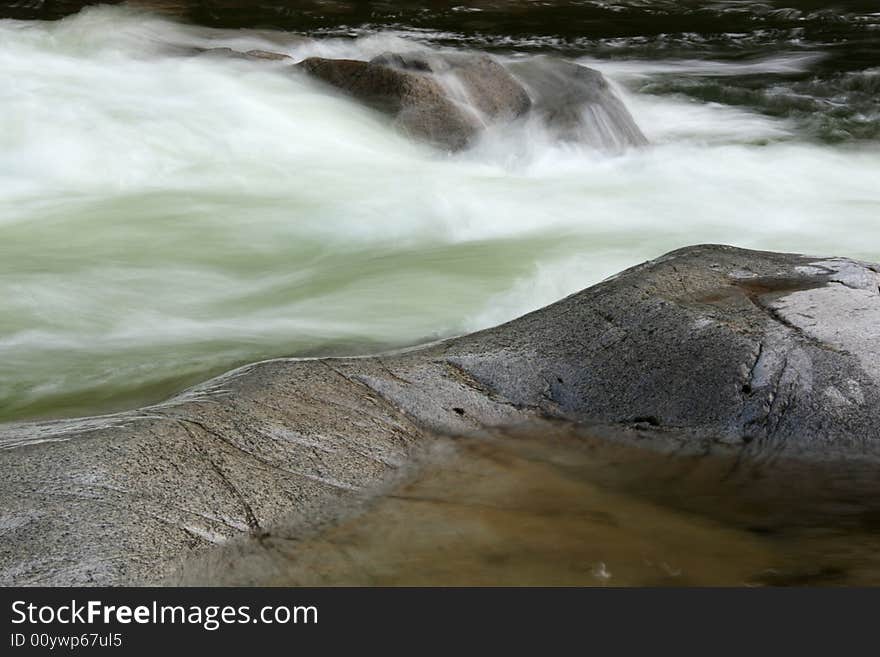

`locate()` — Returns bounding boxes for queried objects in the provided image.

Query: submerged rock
[508,55,648,148]
[2,245,880,585]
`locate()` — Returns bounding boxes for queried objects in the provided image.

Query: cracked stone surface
[2,244,880,585]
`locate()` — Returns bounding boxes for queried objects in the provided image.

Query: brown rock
[297,56,482,151]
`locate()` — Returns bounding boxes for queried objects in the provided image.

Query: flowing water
[2,1,878,424]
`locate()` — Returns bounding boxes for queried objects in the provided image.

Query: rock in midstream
[296,52,646,152]
[295,55,510,151]
[2,244,880,585]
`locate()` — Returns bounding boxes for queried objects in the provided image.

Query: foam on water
[1,6,879,422]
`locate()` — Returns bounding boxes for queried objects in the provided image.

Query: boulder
[296,52,532,151]
[2,244,880,585]
[297,52,646,152]
[296,57,481,151]
[370,51,531,123]
[508,55,648,148]
[442,244,880,456]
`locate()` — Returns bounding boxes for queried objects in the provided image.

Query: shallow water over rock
[174,427,880,586]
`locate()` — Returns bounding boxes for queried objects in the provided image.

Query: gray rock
[296,57,481,151]
[445,245,880,459]
[296,53,531,151]
[508,55,648,148]
[0,359,434,586]
[2,244,880,585]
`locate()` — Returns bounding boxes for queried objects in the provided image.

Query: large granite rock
[297,52,647,152]
[297,56,482,151]
[370,51,531,123]
[2,245,879,585]
[296,52,532,151]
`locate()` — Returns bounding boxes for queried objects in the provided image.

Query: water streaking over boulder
[297,52,645,152]
[296,51,535,152]
[371,51,532,123]
[2,245,880,585]
[296,55,487,152]
[508,55,648,149]
[180,43,646,151]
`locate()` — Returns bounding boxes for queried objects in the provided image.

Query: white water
[2,6,879,421]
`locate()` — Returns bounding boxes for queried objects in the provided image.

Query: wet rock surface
[296,52,644,151]
[371,51,532,123]
[296,56,485,151]
[2,244,880,585]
